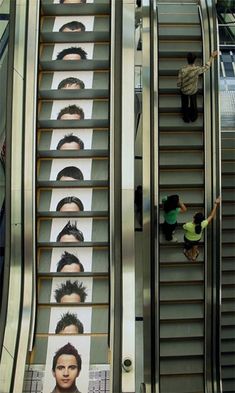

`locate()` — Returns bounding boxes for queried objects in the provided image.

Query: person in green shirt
[183,196,220,261]
[162,194,187,241]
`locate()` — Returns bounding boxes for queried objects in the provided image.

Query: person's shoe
[183,117,190,123]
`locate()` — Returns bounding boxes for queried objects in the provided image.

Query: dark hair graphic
[57,104,85,120]
[56,133,84,150]
[55,311,84,334]
[57,77,85,90]
[56,220,84,242]
[54,280,88,303]
[56,46,87,60]
[59,21,86,32]
[56,166,84,181]
[57,251,84,272]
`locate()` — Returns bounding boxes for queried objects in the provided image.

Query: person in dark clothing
[162,194,187,241]
[135,185,142,226]
[177,50,218,122]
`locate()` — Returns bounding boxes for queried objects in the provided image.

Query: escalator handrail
[200,1,222,393]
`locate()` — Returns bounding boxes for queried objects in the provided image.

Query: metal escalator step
[40,3,111,16]
[221,353,235,366]
[221,308,235,320]
[160,282,204,301]
[221,341,235,352]
[159,131,203,148]
[221,365,235,379]
[160,246,204,263]
[222,189,235,201]
[159,95,203,112]
[160,338,204,357]
[160,356,203,373]
[222,149,235,160]
[160,150,204,168]
[221,174,235,187]
[160,374,204,393]
[160,169,204,186]
[160,264,204,282]
[222,259,235,272]
[160,302,204,319]
[160,321,203,339]
[221,299,235,313]
[221,285,235,299]
[158,3,199,13]
[221,324,235,340]
[222,273,235,287]
[40,31,110,43]
[159,25,201,40]
[158,13,199,24]
[222,217,235,230]
[40,59,110,71]
[159,41,202,57]
[160,114,203,130]
[222,245,235,257]
[39,89,109,99]
[222,204,235,216]
[222,230,235,243]
[222,137,235,149]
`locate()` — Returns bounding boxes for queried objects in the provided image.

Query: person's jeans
[163,221,177,241]
[181,93,198,122]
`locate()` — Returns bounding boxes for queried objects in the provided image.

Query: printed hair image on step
[56,46,87,60]
[55,311,84,334]
[57,77,85,90]
[54,280,88,303]
[56,220,84,242]
[57,104,85,120]
[56,166,84,181]
[56,134,84,150]
[59,21,86,32]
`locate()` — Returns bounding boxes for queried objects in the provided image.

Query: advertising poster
[43,336,91,393]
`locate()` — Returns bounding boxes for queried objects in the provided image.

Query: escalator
[156,1,220,392]
[221,130,235,393]
[23,1,111,392]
